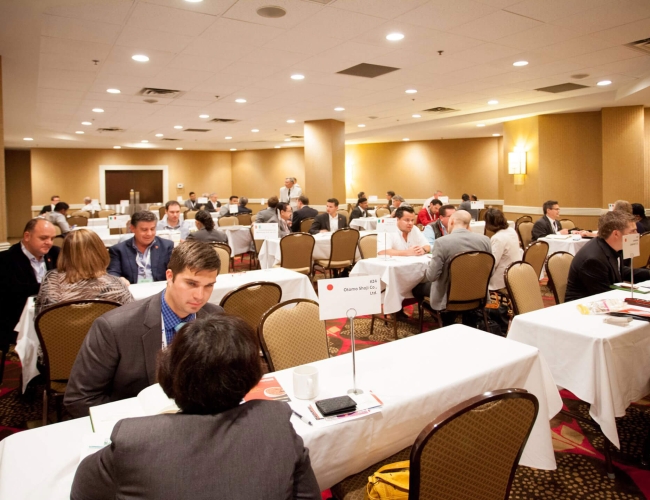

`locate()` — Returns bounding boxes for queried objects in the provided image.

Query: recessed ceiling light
[402,138,410,141]
[176,147,183,150]
[23,137,33,141]
[132,54,149,62]
[597,80,612,86]
[412,114,421,118]
[405,89,417,94]
[477,124,486,127]
[141,140,148,143]
[174,125,183,129]
[81,121,92,126]
[92,108,104,113]
[75,131,84,134]
[106,88,120,94]
[386,33,404,41]
[199,114,209,118]
[235,98,247,103]
[334,107,345,111]
[488,100,499,105]
[251,129,259,132]
[291,74,305,80]
[155,133,163,137]
[257,6,286,18]
[275,146,281,149]
[284,138,291,142]
[113,146,121,149]
[513,61,528,67]
[358,124,366,128]
[287,119,295,123]
[225,136,232,140]
[492,133,500,137]
[230,148,237,151]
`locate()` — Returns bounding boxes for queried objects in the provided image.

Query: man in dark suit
[38,195,59,214]
[291,195,318,232]
[205,193,221,212]
[108,211,174,284]
[0,219,59,374]
[309,198,348,234]
[427,204,456,241]
[237,196,253,214]
[532,200,569,241]
[349,197,369,222]
[565,211,650,301]
[65,241,224,418]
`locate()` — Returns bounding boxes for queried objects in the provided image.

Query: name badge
[138,277,153,284]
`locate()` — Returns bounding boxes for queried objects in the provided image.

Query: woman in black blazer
[71,315,321,500]
[186,209,228,244]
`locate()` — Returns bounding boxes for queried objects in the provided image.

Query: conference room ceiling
[2,0,650,151]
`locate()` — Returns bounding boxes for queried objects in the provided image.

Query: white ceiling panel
[592,56,650,78]
[535,34,618,59]
[126,2,216,37]
[39,52,101,73]
[145,68,214,91]
[591,17,650,45]
[366,49,438,69]
[494,24,579,51]
[263,28,343,55]
[565,45,641,68]
[43,1,134,25]
[221,61,283,78]
[42,14,122,44]
[449,10,542,41]
[201,17,285,46]
[286,54,358,74]
[222,0,325,29]
[288,7,385,41]
[395,0,499,31]
[98,60,162,78]
[40,36,113,59]
[240,47,308,69]
[180,37,256,60]
[332,0,430,20]
[552,0,650,36]
[141,0,236,17]
[167,53,234,73]
[115,26,194,53]
[38,69,96,91]
[504,0,614,23]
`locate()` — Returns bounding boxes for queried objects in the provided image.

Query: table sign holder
[346,308,363,395]
[376,217,398,260]
[623,233,640,299]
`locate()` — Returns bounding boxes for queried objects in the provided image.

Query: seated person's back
[186,210,227,243]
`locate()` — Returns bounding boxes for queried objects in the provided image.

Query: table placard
[120,200,130,206]
[376,217,399,233]
[317,275,381,320]
[229,204,239,214]
[198,197,208,204]
[108,214,130,228]
[368,195,378,202]
[623,233,640,260]
[253,223,278,240]
[608,203,615,211]
[438,196,449,204]
[260,198,267,206]
[470,200,484,209]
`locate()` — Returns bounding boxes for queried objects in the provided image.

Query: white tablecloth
[508,289,650,449]
[536,236,589,279]
[258,231,368,270]
[469,220,515,234]
[350,256,430,314]
[0,325,561,498]
[87,218,108,228]
[14,269,316,393]
[349,218,377,231]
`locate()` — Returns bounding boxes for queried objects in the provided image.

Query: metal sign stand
[346,308,363,395]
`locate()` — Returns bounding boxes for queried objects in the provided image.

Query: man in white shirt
[81,197,101,214]
[309,198,348,234]
[279,177,302,210]
[157,201,189,240]
[378,206,430,256]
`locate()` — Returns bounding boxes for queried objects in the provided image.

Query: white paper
[177,196,183,202]
[198,197,208,204]
[470,200,484,209]
[253,223,278,240]
[120,200,130,206]
[317,275,381,320]
[229,204,239,214]
[368,195,378,202]
[376,217,399,233]
[260,198,267,206]
[623,233,640,259]
[438,196,449,204]
[108,214,130,228]
[608,203,615,211]
[91,199,100,205]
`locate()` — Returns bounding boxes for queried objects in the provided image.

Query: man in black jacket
[39,195,60,215]
[291,195,318,232]
[309,198,348,234]
[349,197,369,222]
[532,200,569,241]
[565,211,650,301]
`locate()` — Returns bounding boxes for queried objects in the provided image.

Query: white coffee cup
[293,365,319,400]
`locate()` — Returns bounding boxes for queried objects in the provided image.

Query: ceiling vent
[183,128,211,132]
[137,88,185,99]
[290,135,304,139]
[423,107,458,113]
[161,138,181,141]
[303,0,335,4]
[97,127,124,132]
[209,118,240,123]
[337,63,400,78]
[536,83,588,93]
[625,37,650,55]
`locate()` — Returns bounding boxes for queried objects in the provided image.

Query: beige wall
[5,150,31,237]
[30,149,231,207]
[345,138,500,201]
[0,57,6,244]
[231,147,304,200]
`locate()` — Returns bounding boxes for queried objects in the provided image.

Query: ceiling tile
[331,0,429,20]
[126,2,216,37]
[43,1,134,25]
[145,68,214,91]
[591,55,650,78]
[449,10,542,41]
[450,43,523,64]
[115,26,194,53]
[494,24,579,51]
[38,69,96,91]
[565,45,641,67]
[39,52,101,73]
[140,0,236,17]
[180,37,256,60]
[535,34,617,59]
[223,0,325,29]
[591,17,650,45]
[288,7,385,41]
[394,0,499,31]
[167,53,234,73]
[40,36,112,59]
[366,49,438,68]
[263,28,343,55]
[504,0,613,23]
[201,17,285,46]
[241,47,308,68]
[42,14,122,44]
[551,0,650,36]
[220,61,282,78]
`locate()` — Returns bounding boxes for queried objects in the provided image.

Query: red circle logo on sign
[327,284,333,291]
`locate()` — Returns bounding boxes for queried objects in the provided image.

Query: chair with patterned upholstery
[560,218,576,231]
[358,234,377,259]
[156,206,165,219]
[314,228,360,278]
[70,210,91,218]
[331,388,539,500]
[34,299,122,425]
[545,251,574,304]
[218,216,238,227]
[516,221,534,249]
[633,232,650,268]
[505,261,544,315]
[52,235,65,248]
[337,209,350,223]
[300,217,315,234]
[376,207,390,217]
[219,282,282,332]
[98,209,116,218]
[279,233,315,277]
[237,213,252,226]
[258,299,328,372]
[185,210,198,220]
[418,251,495,333]
[211,243,232,274]
[514,215,532,229]
[523,240,548,279]
[67,215,88,227]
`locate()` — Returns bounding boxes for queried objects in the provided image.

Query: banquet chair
[514,215,532,228]
[504,262,544,315]
[54,225,62,236]
[300,217,315,233]
[485,226,495,238]
[545,251,573,304]
[523,240,549,279]
[418,251,495,333]
[376,207,390,217]
[67,215,88,227]
[279,233,315,278]
[633,231,650,268]
[219,282,282,332]
[249,226,264,270]
[479,207,488,221]
[218,216,238,227]
[180,206,189,214]
[98,209,115,218]
[560,218,575,231]
[358,234,377,259]
[34,299,122,425]
[52,235,65,248]
[337,209,350,223]
[237,213,252,226]
[158,206,166,219]
[70,210,90,218]
[185,210,197,220]
[314,227,360,278]
[516,221,534,249]
[211,243,232,274]
[331,388,539,500]
[258,299,328,372]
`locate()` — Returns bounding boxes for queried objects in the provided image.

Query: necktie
[287,188,291,200]
[553,220,558,233]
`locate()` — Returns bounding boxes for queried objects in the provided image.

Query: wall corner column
[303,119,346,204]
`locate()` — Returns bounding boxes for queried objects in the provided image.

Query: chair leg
[434,311,443,329]
[42,389,49,426]
[370,315,375,336]
[0,350,6,386]
[418,302,424,333]
[393,314,398,340]
[482,308,491,333]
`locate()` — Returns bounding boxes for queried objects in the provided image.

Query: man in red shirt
[417,199,442,226]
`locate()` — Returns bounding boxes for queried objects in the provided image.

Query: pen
[292,409,313,426]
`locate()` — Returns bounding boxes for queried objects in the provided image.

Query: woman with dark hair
[71,315,321,500]
[632,203,650,234]
[186,209,227,243]
[485,208,522,292]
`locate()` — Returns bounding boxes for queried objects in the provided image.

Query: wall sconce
[508,149,526,175]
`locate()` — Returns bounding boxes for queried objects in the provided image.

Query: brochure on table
[198,197,208,204]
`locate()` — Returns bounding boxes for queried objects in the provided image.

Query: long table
[14,268,317,392]
[0,325,562,497]
[508,289,650,449]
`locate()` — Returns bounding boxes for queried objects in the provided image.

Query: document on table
[292,392,383,428]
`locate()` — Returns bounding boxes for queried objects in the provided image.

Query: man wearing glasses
[532,200,569,241]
